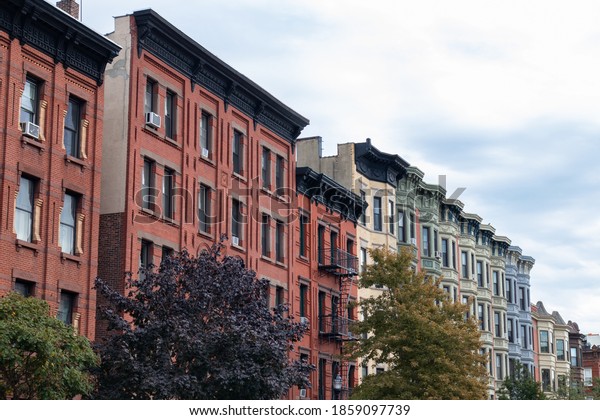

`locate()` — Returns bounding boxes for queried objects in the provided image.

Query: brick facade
[0,0,118,340]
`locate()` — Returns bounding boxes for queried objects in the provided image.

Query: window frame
[275,155,285,191]
[232,129,244,175]
[162,167,175,220]
[64,97,82,158]
[165,90,176,139]
[15,176,35,242]
[261,213,271,257]
[59,192,78,255]
[20,77,39,124]
[373,196,382,231]
[199,111,212,157]
[58,290,77,325]
[262,148,271,189]
[198,183,211,234]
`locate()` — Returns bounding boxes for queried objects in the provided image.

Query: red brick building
[292,167,366,399]
[97,9,309,341]
[0,0,118,339]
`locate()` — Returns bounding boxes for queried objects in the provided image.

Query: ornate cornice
[133,9,309,144]
[354,138,410,187]
[0,0,120,85]
[296,167,367,224]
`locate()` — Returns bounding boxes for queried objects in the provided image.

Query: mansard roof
[296,167,367,224]
[132,9,309,143]
[0,0,120,85]
[354,138,410,186]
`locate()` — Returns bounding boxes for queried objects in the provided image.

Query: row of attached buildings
[1,0,598,399]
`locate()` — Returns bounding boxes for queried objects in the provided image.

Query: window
[461,251,468,278]
[165,90,175,138]
[300,284,308,318]
[362,364,368,378]
[299,213,308,258]
[376,367,385,375]
[478,304,484,330]
[64,97,82,158]
[422,226,430,257]
[493,271,499,295]
[144,79,156,114]
[476,261,483,286]
[373,197,382,231]
[275,286,284,306]
[359,191,366,225]
[540,330,549,353]
[409,213,415,242]
[20,77,39,124]
[162,168,175,219]
[161,246,173,264]
[542,369,551,391]
[199,112,212,157]
[330,231,338,265]
[276,155,285,191]
[360,247,367,274]
[521,325,527,348]
[519,288,526,310]
[15,176,35,242]
[571,347,579,367]
[317,225,325,264]
[58,291,76,325]
[276,220,284,263]
[198,184,211,234]
[496,354,503,379]
[584,368,592,386]
[388,200,395,235]
[318,359,326,400]
[506,278,513,303]
[262,148,271,189]
[14,280,34,297]
[318,291,326,331]
[140,239,152,280]
[59,193,77,254]
[232,130,243,175]
[441,239,449,267]
[507,319,513,343]
[261,214,270,257]
[451,241,456,269]
[141,159,155,210]
[398,211,405,242]
[557,339,565,361]
[494,312,501,337]
[231,199,243,245]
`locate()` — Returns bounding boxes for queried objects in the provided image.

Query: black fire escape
[318,246,358,399]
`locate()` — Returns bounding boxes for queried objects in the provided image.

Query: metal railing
[318,248,358,275]
[318,315,357,340]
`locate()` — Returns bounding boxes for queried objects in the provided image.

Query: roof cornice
[132,9,309,144]
[0,0,120,85]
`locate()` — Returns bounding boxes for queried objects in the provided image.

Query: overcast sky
[71,0,600,333]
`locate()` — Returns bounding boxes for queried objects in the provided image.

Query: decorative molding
[133,9,309,144]
[0,0,119,85]
[354,139,409,187]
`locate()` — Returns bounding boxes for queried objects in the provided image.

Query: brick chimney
[56,0,80,20]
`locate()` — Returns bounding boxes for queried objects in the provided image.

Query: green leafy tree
[0,293,98,399]
[348,248,487,400]
[94,240,312,399]
[498,361,545,400]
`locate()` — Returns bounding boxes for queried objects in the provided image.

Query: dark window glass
[20,78,38,124]
[373,197,382,231]
[165,90,175,138]
[64,98,81,157]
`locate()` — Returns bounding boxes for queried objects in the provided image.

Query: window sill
[139,208,160,220]
[298,255,309,262]
[198,230,214,241]
[260,187,273,196]
[64,154,86,170]
[260,255,273,263]
[275,260,287,269]
[199,154,216,166]
[15,239,40,255]
[142,126,181,149]
[275,193,291,204]
[162,216,179,227]
[61,252,82,266]
[21,135,45,153]
[232,172,247,183]
[231,243,245,252]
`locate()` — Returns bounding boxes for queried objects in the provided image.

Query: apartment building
[293,167,366,399]
[0,0,119,339]
[96,9,309,341]
[296,137,409,380]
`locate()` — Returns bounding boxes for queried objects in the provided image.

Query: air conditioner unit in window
[145,112,161,129]
[435,251,442,259]
[201,148,209,158]
[410,238,417,246]
[299,388,307,399]
[300,316,309,325]
[21,121,40,139]
[231,236,240,247]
